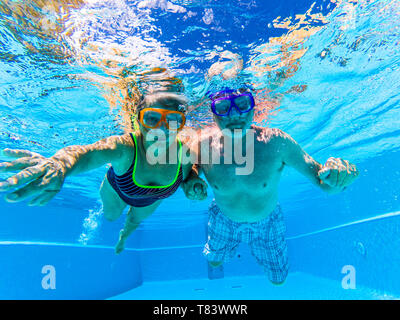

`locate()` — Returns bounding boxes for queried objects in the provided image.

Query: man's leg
[203,200,240,277]
[250,205,289,285]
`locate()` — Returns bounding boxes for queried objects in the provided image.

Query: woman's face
[138,98,185,150]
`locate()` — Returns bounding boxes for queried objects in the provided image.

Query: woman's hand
[318,157,359,192]
[182,175,208,200]
[0,148,67,206]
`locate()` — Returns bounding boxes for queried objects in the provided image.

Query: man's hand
[0,148,67,206]
[318,157,359,191]
[182,176,208,201]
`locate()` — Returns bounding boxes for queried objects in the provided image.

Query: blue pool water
[0,0,400,299]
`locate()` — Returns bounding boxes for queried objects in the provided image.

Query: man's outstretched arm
[276,130,359,194]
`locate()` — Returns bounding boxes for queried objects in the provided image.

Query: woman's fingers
[0,153,63,206]
[28,190,59,207]
[0,165,45,192]
[4,178,47,202]
[0,157,41,173]
[1,148,41,159]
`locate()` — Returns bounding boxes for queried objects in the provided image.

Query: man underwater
[183,86,359,284]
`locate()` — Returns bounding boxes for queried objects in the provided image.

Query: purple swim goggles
[208,88,255,116]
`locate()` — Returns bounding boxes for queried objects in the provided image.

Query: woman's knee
[100,177,126,221]
[103,206,123,221]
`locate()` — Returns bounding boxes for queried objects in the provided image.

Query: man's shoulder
[200,126,220,139]
[252,126,287,144]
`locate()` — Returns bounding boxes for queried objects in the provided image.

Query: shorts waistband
[209,199,282,228]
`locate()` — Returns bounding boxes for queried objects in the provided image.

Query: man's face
[213,108,254,132]
[210,89,255,135]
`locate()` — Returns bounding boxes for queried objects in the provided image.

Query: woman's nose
[159,122,172,138]
[159,121,169,131]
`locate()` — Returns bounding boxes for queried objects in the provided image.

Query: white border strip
[287,210,400,240]
[0,211,399,250]
[0,240,202,252]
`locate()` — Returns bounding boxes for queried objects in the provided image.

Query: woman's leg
[115,200,161,254]
[99,175,127,221]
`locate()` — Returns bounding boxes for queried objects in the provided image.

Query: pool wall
[289,212,400,297]
[0,242,142,299]
[1,211,399,299]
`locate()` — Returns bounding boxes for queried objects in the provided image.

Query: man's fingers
[326,157,337,167]
[337,169,347,187]
[1,148,40,159]
[183,178,207,200]
[194,182,207,200]
[329,170,339,186]
[185,182,195,196]
[318,168,330,180]
[194,183,203,193]
[0,166,44,191]
[0,158,40,173]
[351,165,360,177]
[321,158,359,190]
[319,168,337,187]
[341,173,354,188]
[188,183,195,195]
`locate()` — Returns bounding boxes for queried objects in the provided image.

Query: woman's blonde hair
[122,68,187,132]
[138,91,188,113]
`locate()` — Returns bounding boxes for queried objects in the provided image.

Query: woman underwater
[0,90,207,253]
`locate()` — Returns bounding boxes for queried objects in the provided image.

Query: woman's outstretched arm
[0,133,132,206]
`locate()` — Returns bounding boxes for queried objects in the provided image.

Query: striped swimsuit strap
[114,133,183,199]
[131,133,183,189]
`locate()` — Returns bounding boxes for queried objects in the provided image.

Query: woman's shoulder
[109,133,137,174]
[109,132,135,154]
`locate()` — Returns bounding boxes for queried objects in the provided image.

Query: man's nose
[228,105,241,118]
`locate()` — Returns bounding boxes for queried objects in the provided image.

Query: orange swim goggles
[138,108,186,131]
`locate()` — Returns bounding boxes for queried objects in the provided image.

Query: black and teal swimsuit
[106,133,183,207]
